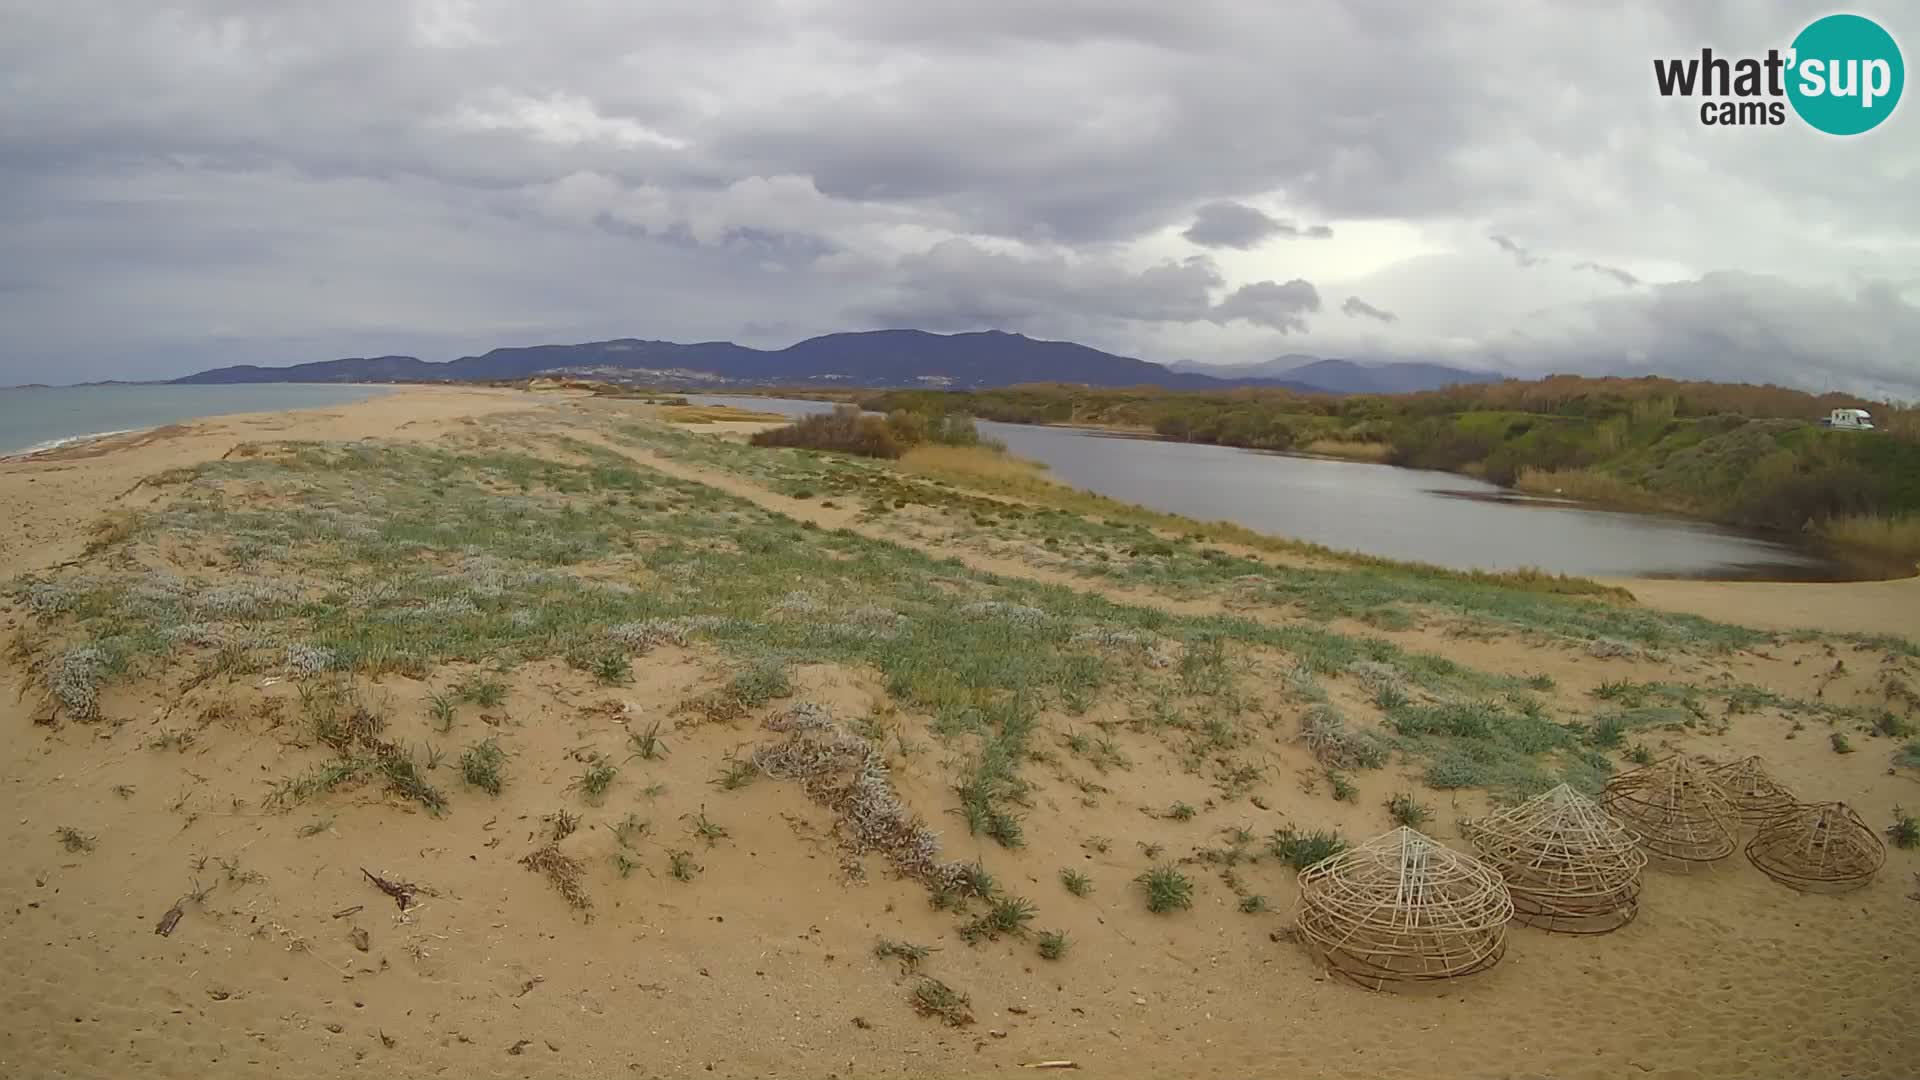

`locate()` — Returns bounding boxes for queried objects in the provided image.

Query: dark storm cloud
[1182,201,1333,249]
[861,239,1327,338]
[858,239,1224,330]
[1211,279,1322,333]
[1341,296,1397,323]
[1573,261,1642,288]
[1484,272,1920,397]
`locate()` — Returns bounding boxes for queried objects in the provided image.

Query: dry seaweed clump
[763,700,837,734]
[751,700,970,892]
[909,977,975,1027]
[521,843,592,913]
[1298,705,1390,771]
[48,645,110,720]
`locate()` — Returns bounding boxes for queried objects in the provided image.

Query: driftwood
[154,901,186,937]
[155,878,213,936]
[361,867,419,912]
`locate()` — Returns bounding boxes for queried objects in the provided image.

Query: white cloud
[445,91,689,150]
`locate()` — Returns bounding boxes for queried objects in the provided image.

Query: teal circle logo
[1787,14,1904,135]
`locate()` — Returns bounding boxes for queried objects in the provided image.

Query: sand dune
[2,390,1916,1079]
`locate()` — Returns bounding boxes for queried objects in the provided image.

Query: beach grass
[8,411,1893,918]
[602,421,1810,653]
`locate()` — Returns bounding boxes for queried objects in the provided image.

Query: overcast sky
[2,1,1915,395]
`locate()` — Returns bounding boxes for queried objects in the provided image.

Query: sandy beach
[2,389,1916,1079]
[0,386,537,579]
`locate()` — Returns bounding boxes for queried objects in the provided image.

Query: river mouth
[689,395,1897,584]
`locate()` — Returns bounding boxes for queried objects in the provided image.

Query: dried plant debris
[361,867,421,912]
[54,826,97,853]
[750,702,983,896]
[521,844,592,913]
[909,977,975,1027]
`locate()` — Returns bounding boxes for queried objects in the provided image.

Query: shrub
[1871,711,1915,739]
[1136,865,1193,913]
[1271,826,1347,869]
[459,738,508,794]
[1386,792,1432,828]
[873,938,931,973]
[751,406,904,459]
[910,977,974,1026]
[1887,807,1919,849]
[1059,868,1093,897]
[1326,770,1358,802]
[961,894,1036,942]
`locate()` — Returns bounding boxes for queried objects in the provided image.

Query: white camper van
[1820,408,1875,431]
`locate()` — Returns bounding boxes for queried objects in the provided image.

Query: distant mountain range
[1169,355,1505,394]
[174,329,1502,395]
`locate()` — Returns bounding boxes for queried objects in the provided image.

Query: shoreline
[704,393,1911,585]
[697,408,1916,637]
[817,395,1920,581]
[0,384,536,579]
[4,426,147,459]
[0,382,405,460]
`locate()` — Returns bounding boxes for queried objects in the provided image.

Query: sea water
[0,384,394,457]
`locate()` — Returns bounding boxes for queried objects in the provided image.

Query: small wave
[5,427,150,459]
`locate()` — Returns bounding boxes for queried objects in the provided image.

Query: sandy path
[0,386,544,579]
[579,434,1887,663]
[1611,575,1920,639]
[574,433,1236,621]
[624,416,1918,643]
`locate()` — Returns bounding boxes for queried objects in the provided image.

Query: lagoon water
[0,383,394,457]
[691,394,1844,581]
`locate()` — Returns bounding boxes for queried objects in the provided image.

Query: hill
[1170,355,1505,393]
[174,330,1321,392]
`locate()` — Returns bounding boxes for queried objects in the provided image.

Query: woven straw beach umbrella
[1462,783,1646,933]
[1746,801,1885,893]
[1600,755,1737,864]
[1293,826,1513,990]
